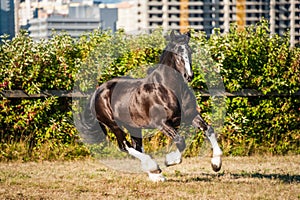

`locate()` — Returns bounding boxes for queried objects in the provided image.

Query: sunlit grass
[0,155,299,199]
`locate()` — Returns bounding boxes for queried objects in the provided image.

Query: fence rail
[0,90,89,98]
[1,89,300,99]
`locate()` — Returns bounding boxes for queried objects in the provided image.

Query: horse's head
[161,30,193,82]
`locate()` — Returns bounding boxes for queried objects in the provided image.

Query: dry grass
[0,155,299,199]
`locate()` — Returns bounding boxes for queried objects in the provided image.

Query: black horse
[81,31,222,181]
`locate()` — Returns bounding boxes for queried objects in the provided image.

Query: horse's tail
[75,89,106,144]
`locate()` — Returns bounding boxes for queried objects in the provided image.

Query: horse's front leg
[192,115,223,172]
[161,123,186,167]
[164,135,186,167]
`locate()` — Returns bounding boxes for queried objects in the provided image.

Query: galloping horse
[85,31,222,181]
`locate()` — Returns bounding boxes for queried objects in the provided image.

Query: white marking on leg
[206,127,222,172]
[148,172,166,182]
[125,144,166,182]
[211,156,221,166]
[165,149,182,166]
[206,128,222,157]
[126,146,157,172]
[210,136,222,157]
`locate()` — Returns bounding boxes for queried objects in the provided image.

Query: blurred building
[137,0,300,46]
[116,1,142,33]
[28,3,117,40]
[8,0,300,45]
[0,0,15,39]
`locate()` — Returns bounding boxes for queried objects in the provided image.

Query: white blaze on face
[181,45,192,77]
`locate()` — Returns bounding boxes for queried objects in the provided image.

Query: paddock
[0,155,299,199]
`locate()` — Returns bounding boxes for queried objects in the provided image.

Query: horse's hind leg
[126,127,144,153]
[160,123,186,167]
[192,115,223,172]
[99,123,108,136]
[108,124,165,182]
[124,143,166,182]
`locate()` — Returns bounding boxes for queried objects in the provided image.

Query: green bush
[205,21,300,155]
[0,21,299,161]
[0,29,165,161]
[0,31,88,161]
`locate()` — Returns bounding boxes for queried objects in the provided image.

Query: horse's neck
[146,50,186,90]
[146,64,184,91]
[146,62,196,118]
[159,51,174,67]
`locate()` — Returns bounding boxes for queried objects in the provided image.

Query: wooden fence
[1,89,300,99]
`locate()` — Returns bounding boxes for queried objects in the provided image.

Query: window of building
[150,22,162,26]
[168,5,180,10]
[150,13,163,18]
[189,13,204,18]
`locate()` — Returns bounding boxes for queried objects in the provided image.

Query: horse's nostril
[184,74,188,80]
[187,76,191,82]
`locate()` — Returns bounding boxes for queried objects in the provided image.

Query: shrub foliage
[0,21,299,161]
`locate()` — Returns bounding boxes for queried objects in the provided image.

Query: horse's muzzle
[186,73,194,82]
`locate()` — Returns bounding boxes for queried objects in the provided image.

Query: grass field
[0,155,299,199]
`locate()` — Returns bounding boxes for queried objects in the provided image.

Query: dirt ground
[0,155,299,199]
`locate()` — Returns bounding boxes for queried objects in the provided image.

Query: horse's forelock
[169,30,190,43]
[165,41,190,57]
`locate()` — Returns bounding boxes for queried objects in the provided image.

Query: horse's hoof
[165,150,182,167]
[211,156,222,172]
[165,158,182,167]
[148,172,166,182]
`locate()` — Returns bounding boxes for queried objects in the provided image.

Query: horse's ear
[185,31,191,42]
[170,30,176,41]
